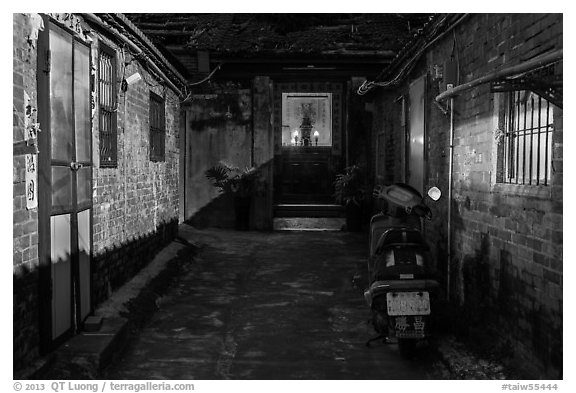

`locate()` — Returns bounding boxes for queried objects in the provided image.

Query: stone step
[273,217,345,231]
[274,203,344,218]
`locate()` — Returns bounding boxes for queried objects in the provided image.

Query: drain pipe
[447,96,454,301]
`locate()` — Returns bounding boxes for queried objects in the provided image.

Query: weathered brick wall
[13,13,42,369]
[13,13,181,369]
[91,36,180,303]
[371,14,563,377]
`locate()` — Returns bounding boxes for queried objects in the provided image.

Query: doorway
[273,82,344,206]
[37,17,93,348]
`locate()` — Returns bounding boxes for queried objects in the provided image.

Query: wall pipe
[436,49,563,102]
[447,97,454,300]
[82,13,185,97]
[111,13,187,85]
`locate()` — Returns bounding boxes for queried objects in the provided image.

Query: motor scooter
[364,183,441,354]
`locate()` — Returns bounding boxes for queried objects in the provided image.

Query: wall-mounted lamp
[126,72,142,85]
[121,72,142,92]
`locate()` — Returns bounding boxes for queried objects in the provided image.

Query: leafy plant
[205,161,259,198]
[333,165,367,207]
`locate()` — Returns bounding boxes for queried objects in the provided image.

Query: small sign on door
[25,154,38,210]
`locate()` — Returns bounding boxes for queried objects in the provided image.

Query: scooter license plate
[386,291,431,316]
[393,316,427,338]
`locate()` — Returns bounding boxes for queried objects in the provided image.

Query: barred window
[149,92,165,162]
[501,90,554,186]
[98,44,117,167]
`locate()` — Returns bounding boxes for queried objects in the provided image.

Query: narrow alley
[105,226,447,379]
[13,13,563,381]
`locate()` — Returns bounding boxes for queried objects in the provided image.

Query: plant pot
[234,196,251,230]
[345,203,363,232]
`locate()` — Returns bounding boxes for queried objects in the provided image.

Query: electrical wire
[357,14,469,95]
[188,64,223,86]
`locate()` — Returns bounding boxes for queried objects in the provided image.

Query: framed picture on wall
[281,93,332,147]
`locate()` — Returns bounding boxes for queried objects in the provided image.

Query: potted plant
[205,161,260,230]
[333,165,368,232]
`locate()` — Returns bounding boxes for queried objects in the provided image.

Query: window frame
[492,90,556,199]
[149,91,166,162]
[501,90,553,186]
[97,42,118,168]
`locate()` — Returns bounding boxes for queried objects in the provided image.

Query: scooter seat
[369,214,420,256]
[374,228,428,256]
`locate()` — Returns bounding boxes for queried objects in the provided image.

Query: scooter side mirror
[427,187,442,201]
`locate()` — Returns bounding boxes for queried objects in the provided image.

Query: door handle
[70,162,83,171]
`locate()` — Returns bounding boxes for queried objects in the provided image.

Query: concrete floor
[105,227,448,379]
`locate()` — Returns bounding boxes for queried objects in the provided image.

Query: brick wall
[13,13,42,369]
[371,14,563,377]
[90,36,180,303]
[13,13,181,370]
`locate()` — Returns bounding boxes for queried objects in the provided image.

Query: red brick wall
[371,14,562,377]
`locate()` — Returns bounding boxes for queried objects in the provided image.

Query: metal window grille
[150,92,166,162]
[98,46,117,167]
[503,90,554,185]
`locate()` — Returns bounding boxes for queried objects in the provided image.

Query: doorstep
[273,217,345,231]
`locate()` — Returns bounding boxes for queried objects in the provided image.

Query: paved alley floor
[105,227,448,380]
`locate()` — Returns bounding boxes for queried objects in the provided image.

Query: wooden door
[38,18,93,347]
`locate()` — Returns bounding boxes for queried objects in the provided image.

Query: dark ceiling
[124,13,437,80]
